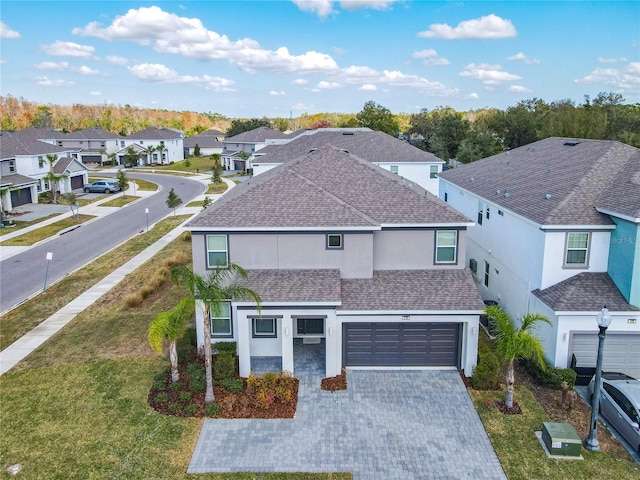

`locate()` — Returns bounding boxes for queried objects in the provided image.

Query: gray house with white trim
[186,145,483,379]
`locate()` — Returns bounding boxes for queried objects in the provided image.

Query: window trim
[252,318,277,338]
[205,234,229,269]
[430,165,438,179]
[209,301,232,338]
[326,233,343,250]
[564,232,590,268]
[434,230,458,264]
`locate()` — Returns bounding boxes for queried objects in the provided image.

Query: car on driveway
[588,372,640,454]
[84,180,121,193]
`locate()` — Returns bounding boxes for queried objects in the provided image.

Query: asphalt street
[0,173,204,313]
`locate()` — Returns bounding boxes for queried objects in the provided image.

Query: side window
[565,232,590,267]
[477,201,484,225]
[390,165,399,175]
[326,233,343,250]
[206,235,228,268]
[484,261,490,287]
[209,301,232,337]
[435,230,457,264]
[430,165,438,179]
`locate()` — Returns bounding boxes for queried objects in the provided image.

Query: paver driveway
[188,370,506,479]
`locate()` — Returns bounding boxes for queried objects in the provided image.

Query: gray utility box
[542,422,582,457]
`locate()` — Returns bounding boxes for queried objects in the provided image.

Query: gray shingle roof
[224,127,289,143]
[0,131,71,158]
[126,127,183,140]
[596,151,640,220]
[340,269,484,311]
[0,173,37,187]
[241,269,342,303]
[255,130,443,165]
[188,145,470,229]
[439,137,639,226]
[60,128,122,140]
[532,272,639,312]
[183,137,223,148]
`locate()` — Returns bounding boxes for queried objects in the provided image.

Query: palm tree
[44,154,68,204]
[156,144,167,165]
[485,304,551,408]
[144,145,156,166]
[148,298,194,382]
[171,263,261,402]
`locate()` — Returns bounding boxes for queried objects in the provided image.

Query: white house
[252,129,445,195]
[221,127,290,171]
[184,129,225,157]
[185,145,483,379]
[122,127,185,165]
[439,137,640,378]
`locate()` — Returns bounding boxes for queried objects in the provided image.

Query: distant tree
[272,117,290,132]
[193,143,201,157]
[60,192,79,221]
[311,120,332,129]
[31,106,54,129]
[225,118,271,137]
[212,163,222,184]
[43,154,67,204]
[124,145,143,168]
[144,145,156,165]
[166,187,182,216]
[356,101,399,136]
[457,126,503,164]
[116,169,128,193]
[155,144,167,164]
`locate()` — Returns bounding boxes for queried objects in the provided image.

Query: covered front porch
[251,338,326,376]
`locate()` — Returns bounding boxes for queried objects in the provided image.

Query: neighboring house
[252,129,445,195]
[121,127,185,165]
[439,137,640,378]
[185,145,483,379]
[0,130,85,210]
[38,127,123,166]
[183,129,225,157]
[221,127,290,171]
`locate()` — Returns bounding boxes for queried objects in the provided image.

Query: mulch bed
[494,399,523,415]
[321,369,347,391]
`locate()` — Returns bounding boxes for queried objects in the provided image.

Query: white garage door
[570,333,640,379]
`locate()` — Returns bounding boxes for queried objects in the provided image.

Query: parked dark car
[84,180,121,193]
[588,372,640,453]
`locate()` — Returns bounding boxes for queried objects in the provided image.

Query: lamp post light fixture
[584,304,612,452]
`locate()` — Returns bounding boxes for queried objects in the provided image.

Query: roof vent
[545,193,552,200]
[564,140,580,146]
[504,192,510,198]
[505,150,510,155]
[342,132,354,135]
[340,149,349,154]
[470,177,475,182]
[496,189,502,195]
[308,148,317,153]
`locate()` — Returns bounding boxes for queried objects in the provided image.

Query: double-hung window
[390,165,399,174]
[252,318,276,338]
[435,230,457,264]
[430,165,438,179]
[209,301,232,337]
[206,234,228,268]
[565,232,589,267]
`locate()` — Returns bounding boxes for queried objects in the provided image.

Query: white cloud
[418,14,516,40]
[598,57,627,64]
[359,84,377,91]
[127,63,236,91]
[574,62,640,91]
[78,65,100,75]
[509,85,532,93]
[0,21,21,39]
[291,0,400,17]
[42,40,96,58]
[507,52,540,64]
[460,63,521,85]
[465,92,479,100]
[292,78,309,85]
[269,90,286,96]
[412,49,450,66]
[333,46,346,55]
[292,0,336,17]
[90,91,102,96]
[36,77,75,87]
[339,0,401,11]
[317,80,342,89]
[106,55,129,65]
[292,102,313,111]
[35,61,69,71]
[73,6,339,75]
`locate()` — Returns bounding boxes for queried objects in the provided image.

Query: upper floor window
[120,141,125,148]
[477,201,484,225]
[160,141,165,146]
[209,301,232,337]
[435,230,457,264]
[565,232,589,267]
[430,165,438,179]
[484,261,490,287]
[444,192,448,203]
[206,234,228,268]
[38,156,44,168]
[326,233,343,250]
[390,165,399,174]
[486,205,491,220]
[9,160,15,173]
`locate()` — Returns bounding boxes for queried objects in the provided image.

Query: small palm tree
[171,263,261,402]
[148,298,195,383]
[44,154,68,204]
[144,145,156,165]
[485,305,551,408]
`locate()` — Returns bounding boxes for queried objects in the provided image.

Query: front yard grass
[469,386,639,479]
[0,214,95,246]
[207,182,228,194]
[99,194,139,207]
[0,214,61,236]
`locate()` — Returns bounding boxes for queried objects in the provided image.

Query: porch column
[237,311,251,377]
[325,312,340,378]
[281,316,294,374]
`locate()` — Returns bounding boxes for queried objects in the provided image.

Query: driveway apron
[188,370,506,479]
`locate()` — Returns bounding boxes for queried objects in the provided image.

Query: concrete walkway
[0,175,234,375]
[188,369,507,480]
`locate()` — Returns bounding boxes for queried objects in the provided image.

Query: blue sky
[1,1,638,118]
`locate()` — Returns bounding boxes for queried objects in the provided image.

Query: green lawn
[0,214,61,236]
[0,214,95,246]
[154,156,217,174]
[99,194,139,207]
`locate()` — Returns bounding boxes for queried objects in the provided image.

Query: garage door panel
[570,333,640,379]
[343,322,460,368]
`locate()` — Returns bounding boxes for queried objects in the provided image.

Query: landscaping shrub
[177,329,197,364]
[204,402,220,416]
[167,403,183,414]
[152,379,165,391]
[168,381,182,391]
[472,343,500,390]
[181,231,191,242]
[220,378,243,393]
[183,404,198,416]
[179,391,192,403]
[213,341,237,355]
[164,251,190,266]
[214,351,236,381]
[140,284,154,299]
[524,358,577,389]
[124,292,143,308]
[154,393,169,404]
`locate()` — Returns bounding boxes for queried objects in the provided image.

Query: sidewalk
[0,175,234,375]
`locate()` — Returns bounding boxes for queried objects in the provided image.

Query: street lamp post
[145,208,149,233]
[584,305,612,452]
[43,252,53,292]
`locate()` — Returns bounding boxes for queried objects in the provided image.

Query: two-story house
[185,145,483,379]
[252,129,445,195]
[439,137,640,378]
[121,127,185,165]
[43,127,123,166]
[221,127,290,171]
[0,130,86,210]
[183,129,225,157]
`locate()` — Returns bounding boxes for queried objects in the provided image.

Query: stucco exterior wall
[373,162,441,195]
[607,217,640,307]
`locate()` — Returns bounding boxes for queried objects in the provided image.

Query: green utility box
[542,422,582,457]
